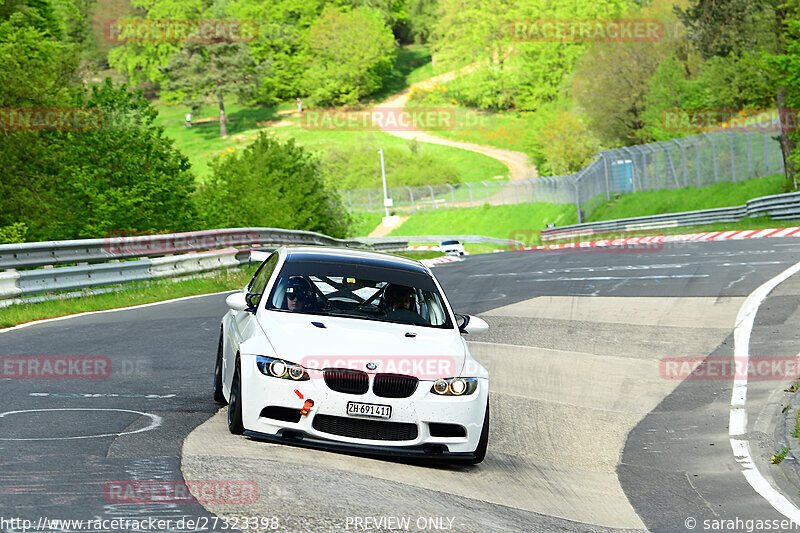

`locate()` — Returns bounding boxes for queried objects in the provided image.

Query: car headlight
[256,356,309,381]
[430,377,478,396]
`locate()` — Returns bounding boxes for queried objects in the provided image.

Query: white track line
[0,291,233,333]
[729,259,800,523]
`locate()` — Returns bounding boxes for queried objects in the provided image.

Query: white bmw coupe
[214,246,490,463]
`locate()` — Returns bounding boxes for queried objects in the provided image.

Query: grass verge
[0,267,258,329]
[389,203,577,240]
[587,174,787,222]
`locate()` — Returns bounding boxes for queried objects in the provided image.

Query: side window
[248,253,279,297]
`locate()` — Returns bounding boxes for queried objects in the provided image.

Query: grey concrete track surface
[620,268,800,532]
[1,238,800,532]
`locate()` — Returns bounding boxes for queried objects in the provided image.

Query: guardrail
[540,191,800,241]
[0,228,369,270]
[0,228,488,306]
[0,249,242,304]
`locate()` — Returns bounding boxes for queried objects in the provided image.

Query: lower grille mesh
[312,414,418,441]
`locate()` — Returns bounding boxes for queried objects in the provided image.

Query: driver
[286,277,314,312]
[384,284,422,324]
[385,284,414,311]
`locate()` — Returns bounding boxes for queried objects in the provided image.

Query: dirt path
[367,215,408,237]
[375,66,538,181]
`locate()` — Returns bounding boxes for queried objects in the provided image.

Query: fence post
[764,131,770,175]
[465,182,473,207]
[648,145,660,189]
[702,132,718,182]
[346,190,353,213]
[745,131,752,176]
[602,152,610,200]
[481,181,490,203]
[724,131,736,182]
[673,139,688,187]
[427,185,435,209]
[406,186,415,213]
[689,136,701,186]
[574,177,583,224]
[659,142,679,188]
[446,184,455,207]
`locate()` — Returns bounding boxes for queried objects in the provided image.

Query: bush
[0,80,197,241]
[304,6,396,106]
[195,133,351,238]
[0,223,28,244]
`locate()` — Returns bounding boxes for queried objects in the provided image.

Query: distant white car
[439,240,466,256]
[214,246,490,463]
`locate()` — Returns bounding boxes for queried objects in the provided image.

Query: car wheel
[227,361,244,434]
[468,403,489,464]
[213,332,227,404]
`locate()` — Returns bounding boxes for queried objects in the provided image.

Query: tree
[396,0,437,44]
[106,0,210,86]
[304,6,396,106]
[573,0,689,145]
[0,80,197,241]
[160,43,263,137]
[535,111,600,175]
[774,0,800,189]
[195,133,351,238]
[226,0,325,104]
[678,0,796,188]
[431,0,629,110]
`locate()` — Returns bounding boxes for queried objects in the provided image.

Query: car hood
[257,311,466,379]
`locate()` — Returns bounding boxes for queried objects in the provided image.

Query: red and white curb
[420,256,464,267]
[408,245,439,251]
[495,227,800,252]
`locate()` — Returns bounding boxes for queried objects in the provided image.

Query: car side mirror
[457,314,489,334]
[226,292,259,313]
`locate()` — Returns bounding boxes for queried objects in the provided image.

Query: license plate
[346,402,392,419]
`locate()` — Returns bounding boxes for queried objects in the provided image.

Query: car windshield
[266,260,453,328]
[441,240,460,246]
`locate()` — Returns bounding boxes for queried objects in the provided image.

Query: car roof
[282,246,430,275]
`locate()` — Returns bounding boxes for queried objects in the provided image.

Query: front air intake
[323,368,369,395]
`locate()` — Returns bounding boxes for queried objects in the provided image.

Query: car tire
[227,360,244,434]
[469,403,489,464]
[213,332,227,404]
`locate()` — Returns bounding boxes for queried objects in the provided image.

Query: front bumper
[240,355,488,456]
[242,429,481,463]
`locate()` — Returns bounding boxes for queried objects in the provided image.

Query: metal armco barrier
[0,227,368,270]
[540,191,800,241]
[0,228,420,305]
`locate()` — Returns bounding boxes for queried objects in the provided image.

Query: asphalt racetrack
[2,238,800,532]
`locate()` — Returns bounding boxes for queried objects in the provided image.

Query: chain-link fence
[342,129,785,222]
